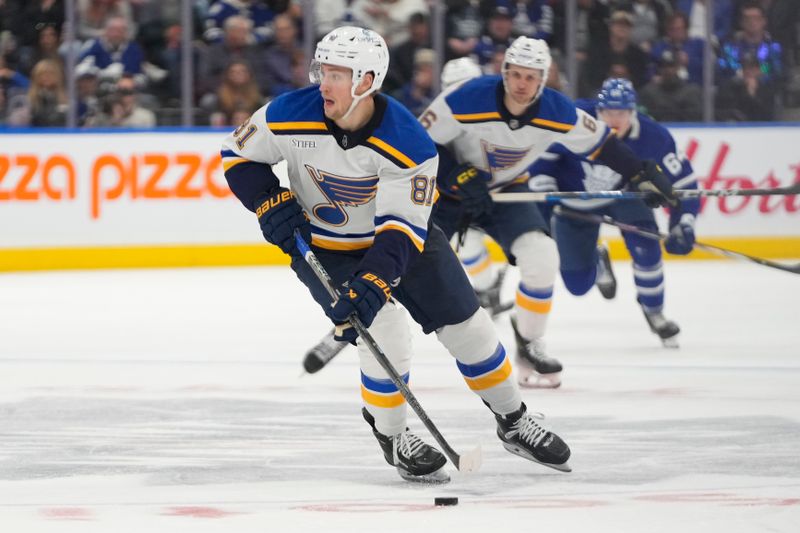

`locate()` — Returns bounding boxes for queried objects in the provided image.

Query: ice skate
[595,243,617,300]
[302,328,348,374]
[495,403,571,472]
[476,265,512,317]
[640,304,680,348]
[511,316,562,388]
[363,408,450,484]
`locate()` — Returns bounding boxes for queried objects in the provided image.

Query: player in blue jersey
[420,38,680,388]
[529,78,699,347]
[221,27,572,484]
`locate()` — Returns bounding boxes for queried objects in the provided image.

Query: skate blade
[398,465,451,484]
[501,442,572,473]
[661,335,680,349]
[456,444,482,473]
[518,371,562,389]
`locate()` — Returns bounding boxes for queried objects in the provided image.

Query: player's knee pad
[561,268,596,296]
[357,301,412,377]
[436,307,499,365]
[625,229,662,268]
[511,231,559,288]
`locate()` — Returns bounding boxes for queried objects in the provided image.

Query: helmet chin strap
[341,83,376,121]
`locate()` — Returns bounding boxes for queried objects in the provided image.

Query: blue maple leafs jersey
[221,86,439,282]
[529,100,697,213]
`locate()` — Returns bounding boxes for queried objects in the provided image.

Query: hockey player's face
[318,64,354,120]
[503,65,543,106]
[598,109,633,135]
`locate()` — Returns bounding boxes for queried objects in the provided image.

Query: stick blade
[456,444,482,473]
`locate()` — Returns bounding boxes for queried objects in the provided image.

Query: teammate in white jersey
[221,27,572,484]
[420,37,678,388]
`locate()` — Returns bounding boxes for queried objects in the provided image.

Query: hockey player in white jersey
[421,37,679,388]
[221,27,571,484]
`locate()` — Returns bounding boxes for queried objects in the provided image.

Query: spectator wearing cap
[75,62,101,126]
[473,4,516,67]
[650,11,706,84]
[386,12,431,94]
[391,48,436,117]
[716,50,776,121]
[718,2,782,83]
[482,1,553,43]
[445,0,483,60]
[580,10,649,97]
[78,16,145,89]
[350,0,430,48]
[639,48,702,121]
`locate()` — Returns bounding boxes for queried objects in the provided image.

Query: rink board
[1,124,798,271]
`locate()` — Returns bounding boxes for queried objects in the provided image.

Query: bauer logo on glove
[256,190,297,218]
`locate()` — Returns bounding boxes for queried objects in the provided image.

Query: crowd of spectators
[0,0,798,127]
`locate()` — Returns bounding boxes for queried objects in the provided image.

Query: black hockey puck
[434,497,458,506]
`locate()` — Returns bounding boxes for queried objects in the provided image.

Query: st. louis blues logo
[481,141,529,178]
[305,165,378,226]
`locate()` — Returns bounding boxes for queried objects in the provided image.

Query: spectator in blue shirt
[718,2,782,82]
[651,11,706,84]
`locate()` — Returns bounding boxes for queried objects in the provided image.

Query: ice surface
[1,261,798,532]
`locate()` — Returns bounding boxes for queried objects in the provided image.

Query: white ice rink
[1,260,799,532]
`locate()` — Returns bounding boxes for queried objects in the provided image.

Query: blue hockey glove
[630,160,680,208]
[255,187,311,256]
[664,213,696,255]
[329,272,392,343]
[447,164,493,220]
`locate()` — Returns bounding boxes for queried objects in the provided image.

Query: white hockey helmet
[310,26,389,99]
[502,36,551,103]
[441,57,483,88]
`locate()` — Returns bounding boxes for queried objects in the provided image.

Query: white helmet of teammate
[502,36,551,104]
[310,26,389,118]
[441,57,482,89]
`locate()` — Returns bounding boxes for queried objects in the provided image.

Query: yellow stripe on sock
[361,386,405,408]
[515,292,552,314]
[463,358,513,391]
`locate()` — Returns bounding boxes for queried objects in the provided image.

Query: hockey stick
[554,206,800,275]
[293,230,482,473]
[491,182,800,203]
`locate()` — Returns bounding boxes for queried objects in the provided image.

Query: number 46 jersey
[221,85,439,282]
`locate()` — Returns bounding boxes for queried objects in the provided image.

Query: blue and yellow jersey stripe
[365,136,418,169]
[374,215,427,252]
[309,225,375,251]
[361,372,408,408]
[453,111,503,124]
[220,148,248,171]
[457,344,513,391]
[529,117,574,133]
[267,121,328,135]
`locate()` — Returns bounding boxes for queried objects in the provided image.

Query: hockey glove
[447,164,493,221]
[664,213,696,255]
[329,271,392,343]
[629,160,680,208]
[255,187,311,257]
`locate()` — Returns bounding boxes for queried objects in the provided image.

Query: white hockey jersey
[221,86,439,275]
[422,75,610,189]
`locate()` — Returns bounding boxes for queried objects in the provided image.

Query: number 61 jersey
[221,85,439,281]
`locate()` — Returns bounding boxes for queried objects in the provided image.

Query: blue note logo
[305,165,379,226]
[482,141,529,177]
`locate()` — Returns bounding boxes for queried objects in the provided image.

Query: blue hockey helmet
[596,78,637,110]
